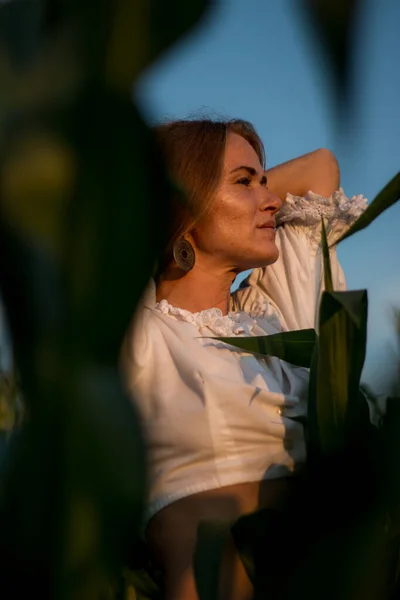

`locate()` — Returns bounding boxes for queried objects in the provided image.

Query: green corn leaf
[321,217,333,292]
[215,329,317,368]
[311,289,368,456]
[122,566,162,600]
[336,171,400,245]
[299,0,360,116]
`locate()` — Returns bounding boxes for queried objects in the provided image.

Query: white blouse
[121,188,367,524]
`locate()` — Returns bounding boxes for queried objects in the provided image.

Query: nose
[259,190,282,215]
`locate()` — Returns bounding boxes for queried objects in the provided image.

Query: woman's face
[190,132,282,273]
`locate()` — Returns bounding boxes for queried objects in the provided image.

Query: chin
[237,247,279,272]
[255,244,280,268]
[234,242,280,272]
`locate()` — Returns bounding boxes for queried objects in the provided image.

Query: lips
[258,221,276,230]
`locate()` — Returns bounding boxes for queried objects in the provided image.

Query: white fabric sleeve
[230,188,368,332]
[119,279,157,395]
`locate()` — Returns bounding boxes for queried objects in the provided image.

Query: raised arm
[266,148,340,201]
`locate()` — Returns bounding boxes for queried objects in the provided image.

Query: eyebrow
[229,165,257,175]
[229,165,268,182]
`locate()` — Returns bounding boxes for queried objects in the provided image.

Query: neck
[156,262,237,315]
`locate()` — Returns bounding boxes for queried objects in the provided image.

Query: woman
[121,119,367,600]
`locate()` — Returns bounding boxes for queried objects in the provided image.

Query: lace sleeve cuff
[276,188,368,250]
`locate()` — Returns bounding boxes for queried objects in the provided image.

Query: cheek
[211,188,256,234]
[192,188,259,253]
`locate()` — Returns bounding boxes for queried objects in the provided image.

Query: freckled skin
[190,133,282,273]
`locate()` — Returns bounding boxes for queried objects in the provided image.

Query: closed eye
[236,177,252,186]
[236,176,267,188]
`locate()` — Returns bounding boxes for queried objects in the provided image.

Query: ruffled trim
[229,287,283,331]
[155,299,262,337]
[277,187,368,250]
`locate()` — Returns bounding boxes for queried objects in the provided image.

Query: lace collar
[155,299,262,337]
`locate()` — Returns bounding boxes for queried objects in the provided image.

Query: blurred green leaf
[62,84,173,364]
[336,172,400,245]
[321,217,333,292]
[0,372,18,434]
[0,0,43,70]
[71,0,210,86]
[0,369,146,599]
[122,566,162,600]
[0,0,211,599]
[215,329,317,368]
[1,129,76,260]
[299,0,360,112]
[106,0,210,89]
[0,1,203,597]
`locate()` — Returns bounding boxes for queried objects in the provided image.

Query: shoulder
[120,291,201,389]
[120,306,160,383]
[120,280,165,386]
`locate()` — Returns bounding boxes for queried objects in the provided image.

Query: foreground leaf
[122,566,162,600]
[106,0,210,89]
[299,0,360,117]
[215,329,317,368]
[321,217,333,292]
[336,171,400,245]
[309,289,368,456]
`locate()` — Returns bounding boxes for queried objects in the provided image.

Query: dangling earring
[173,237,195,272]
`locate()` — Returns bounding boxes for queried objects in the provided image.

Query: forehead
[223,132,262,173]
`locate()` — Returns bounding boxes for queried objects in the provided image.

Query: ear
[184,230,199,252]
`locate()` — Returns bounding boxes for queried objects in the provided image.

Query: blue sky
[135,0,400,391]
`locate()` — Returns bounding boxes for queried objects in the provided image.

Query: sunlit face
[190,132,282,273]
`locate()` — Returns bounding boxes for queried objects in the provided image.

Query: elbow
[313,148,340,197]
